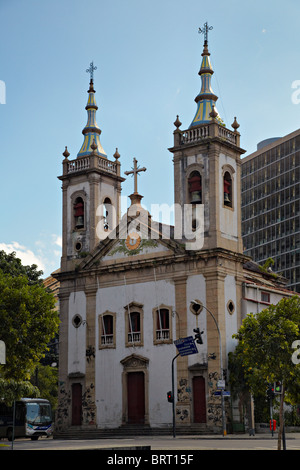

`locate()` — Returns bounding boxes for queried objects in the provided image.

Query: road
[1,433,300,451]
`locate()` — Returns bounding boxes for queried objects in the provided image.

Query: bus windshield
[26,402,52,425]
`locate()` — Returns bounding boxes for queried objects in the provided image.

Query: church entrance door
[192,376,206,423]
[127,372,145,424]
[71,383,82,425]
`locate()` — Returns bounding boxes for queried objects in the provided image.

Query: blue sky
[1,0,300,277]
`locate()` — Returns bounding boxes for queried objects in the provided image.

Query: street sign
[214,390,230,397]
[217,380,225,389]
[174,336,198,356]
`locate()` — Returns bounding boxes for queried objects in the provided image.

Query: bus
[0,398,53,440]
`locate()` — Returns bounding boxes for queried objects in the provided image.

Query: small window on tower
[188,171,202,204]
[223,171,232,208]
[103,197,112,231]
[74,197,85,229]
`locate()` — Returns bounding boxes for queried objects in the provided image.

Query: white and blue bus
[0,398,53,440]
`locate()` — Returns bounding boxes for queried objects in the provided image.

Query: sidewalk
[1,433,300,451]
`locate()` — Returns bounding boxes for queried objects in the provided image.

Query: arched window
[188,171,202,231]
[100,314,114,346]
[74,197,84,229]
[103,197,112,231]
[125,302,144,347]
[223,171,232,207]
[128,311,141,343]
[188,171,202,204]
[156,308,170,341]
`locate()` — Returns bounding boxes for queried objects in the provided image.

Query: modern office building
[241,129,300,293]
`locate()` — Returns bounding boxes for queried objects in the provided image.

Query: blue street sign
[214,390,231,397]
[174,336,198,356]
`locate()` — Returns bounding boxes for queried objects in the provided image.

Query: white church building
[54,28,296,436]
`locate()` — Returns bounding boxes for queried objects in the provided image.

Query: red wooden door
[127,372,145,424]
[193,376,206,423]
[72,383,82,425]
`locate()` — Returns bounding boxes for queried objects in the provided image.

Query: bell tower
[169,24,245,253]
[58,62,125,271]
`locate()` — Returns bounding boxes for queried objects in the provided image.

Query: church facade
[54,31,296,435]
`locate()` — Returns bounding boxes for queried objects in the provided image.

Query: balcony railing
[128,331,141,343]
[180,122,239,147]
[156,329,170,341]
[66,155,118,175]
[101,334,114,345]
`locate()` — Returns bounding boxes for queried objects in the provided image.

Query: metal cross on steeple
[198,22,213,43]
[86,61,97,81]
[124,158,147,194]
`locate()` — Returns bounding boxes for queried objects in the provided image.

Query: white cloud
[0,241,46,272]
[0,234,62,278]
[53,235,62,247]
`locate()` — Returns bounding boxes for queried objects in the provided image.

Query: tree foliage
[229,295,300,449]
[0,250,43,285]
[0,251,59,403]
[31,365,58,412]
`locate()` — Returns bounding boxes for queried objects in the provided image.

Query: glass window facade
[241,134,300,293]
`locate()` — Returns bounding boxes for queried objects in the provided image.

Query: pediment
[77,211,186,272]
[120,353,149,369]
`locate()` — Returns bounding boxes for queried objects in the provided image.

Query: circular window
[75,242,82,252]
[227,300,235,315]
[72,314,83,328]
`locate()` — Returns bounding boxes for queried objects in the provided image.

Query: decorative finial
[63,146,70,159]
[209,105,218,120]
[114,148,120,160]
[231,117,240,131]
[198,22,213,44]
[174,115,182,129]
[86,61,97,81]
[90,138,98,154]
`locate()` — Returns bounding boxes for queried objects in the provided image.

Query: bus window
[26,402,52,424]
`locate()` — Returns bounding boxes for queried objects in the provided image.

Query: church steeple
[77,61,107,158]
[169,24,245,254]
[190,23,224,128]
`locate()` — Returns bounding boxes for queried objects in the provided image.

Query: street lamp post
[191,300,226,436]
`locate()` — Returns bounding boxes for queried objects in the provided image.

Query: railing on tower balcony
[180,122,240,147]
[66,154,118,176]
[67,157,90,173]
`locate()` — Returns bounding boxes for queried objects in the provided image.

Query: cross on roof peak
[124,158,146,194]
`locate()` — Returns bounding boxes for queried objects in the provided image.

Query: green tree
[32,365,58,413]
[0,250,43,285]
[0,251,59,404]
[230,296,300,450]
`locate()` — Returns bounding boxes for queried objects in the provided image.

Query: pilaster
[204,267,227,428]
[55,290,70,431]
[174,275,191,425]
[83,282,97,426]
